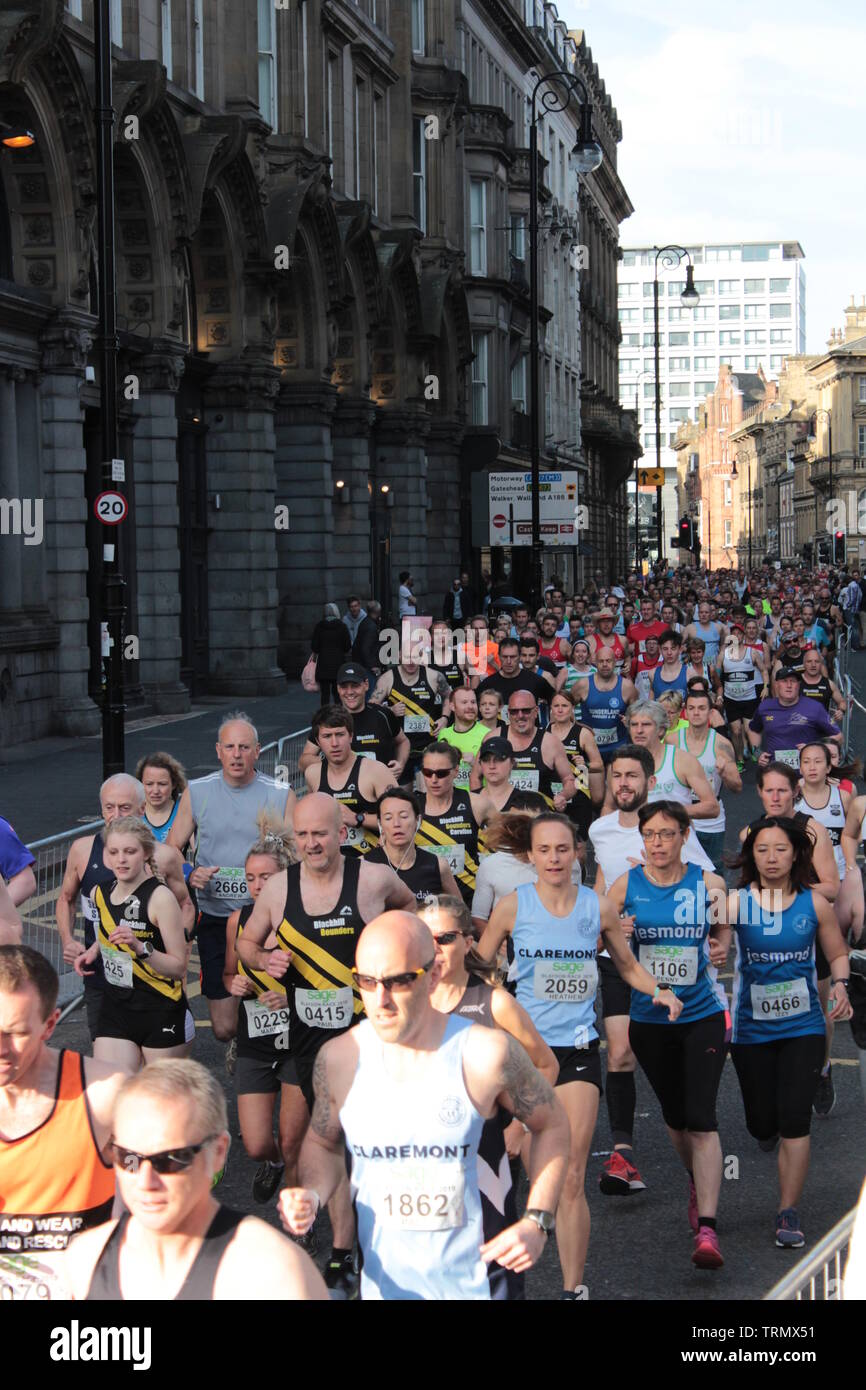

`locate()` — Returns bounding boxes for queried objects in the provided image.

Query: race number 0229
[94,491,128,525]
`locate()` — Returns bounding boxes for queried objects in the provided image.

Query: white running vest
[678,727,725,834]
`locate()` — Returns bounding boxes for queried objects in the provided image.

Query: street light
[0,123,35,149]
[529,68,602,609]
[653,248,699,564]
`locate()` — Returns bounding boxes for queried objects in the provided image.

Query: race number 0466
[94,491,128,525]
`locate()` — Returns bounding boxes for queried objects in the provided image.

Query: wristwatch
[523,1208,555,1236]
[138,941,154,959]
[355,812,366,828]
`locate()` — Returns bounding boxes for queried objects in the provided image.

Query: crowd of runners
[2,559,866,1301]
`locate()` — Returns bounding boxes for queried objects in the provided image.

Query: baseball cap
[478,736,513,760]
[776,666,801,681]
[336,663,367,684]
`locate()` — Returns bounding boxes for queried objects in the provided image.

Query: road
[41,655,866,1299]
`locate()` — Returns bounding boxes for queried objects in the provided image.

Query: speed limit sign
[94,491,128,525]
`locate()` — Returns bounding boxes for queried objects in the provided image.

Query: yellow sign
[637,468,665,488]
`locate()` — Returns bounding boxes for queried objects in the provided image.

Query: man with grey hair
[57,775,194,1039]
[601,699,719,820]
[169,714,295,1052]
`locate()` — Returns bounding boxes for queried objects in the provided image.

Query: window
[159,0,172,77]
[413,118,427,234]
[643,307,655,322]
[621,333,639,348]
[469,179,486,275]
[769,278,791,294]
[257,0,277,129]
[510,213,526,260]
[411,0,425,54]
[742,244,771,260]
[618,282,638,298]
[669,332,689,346]
[193,0,204,98]
[668,307,689,322]
[670,407,691,423]
[724,480,732,505]
[724,520,732,546]
[769,303,791,318]
[692,306,714,321]
[619,358,638,374]
[770,328,791,344]
[511,356,526,412]
[769,355,785,371]
[470,334,488,425]
[859,424,866,458]
[669,382,690,397]
[744,356,761,370]
[859,376,866,403]
[667,281,686,297]
[693,331,715,346]
[622,251,636,266]
[718,280,740,295]
[643,409,656,425]
[643,282,654,297]
[744,330,766,345]
[643,383,656,399]
[66,0,83,16]
[693,356,715,372]
[693,280,714,296]
[642,332,657,347]
[110,0,122,44]
[721,404,729,422]
[618,308,639,324]
[744,278,765,293]
[718,305,740,320]
[669,357,690,371]
[693,381,715,397]
[743,303,764,320]
[719,331,740,346]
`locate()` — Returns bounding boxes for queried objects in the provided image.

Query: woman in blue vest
[727,816,851,1250]
[606,798,730,1271]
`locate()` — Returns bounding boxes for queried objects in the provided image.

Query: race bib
[375,1162,465,1231]
[456,760,472,787]
[593,726,617,746]
[510,769,539,792]
[638,944,699,986]
[80,893,99,925]
[750,977,810,1020]
[774,749,800,769]
[295,986,353,1030]
[358,750,377,760]
[210,867,249,899]
[533,958,597,1003]
[244,998,291,1039]
[725,680,752,700]
[428,843,465,876]
[100,945,134,988]
[404,714,431,735]
[344,824,370,849]
[0,1254,62,1302]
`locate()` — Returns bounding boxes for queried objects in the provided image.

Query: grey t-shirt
[189,771,286,917]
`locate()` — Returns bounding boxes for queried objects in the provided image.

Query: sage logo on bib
[438,1095,466,1126]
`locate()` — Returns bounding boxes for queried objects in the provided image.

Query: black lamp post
[529,71,602,610]
[94,0,127,777]
[653,247,699,563]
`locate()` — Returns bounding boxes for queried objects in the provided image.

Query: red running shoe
[599,1150,647,1195]
[692,1226,724,1269]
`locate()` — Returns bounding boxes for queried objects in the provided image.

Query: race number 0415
[94,491,128,525]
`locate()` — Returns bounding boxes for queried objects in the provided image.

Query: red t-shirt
[628,619,666,655]
[631,651,661,683]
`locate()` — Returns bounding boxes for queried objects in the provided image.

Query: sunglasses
[111,1134,219,1175]
[432,931,464,946]
[421,767,452,778]
[352,958,436,993]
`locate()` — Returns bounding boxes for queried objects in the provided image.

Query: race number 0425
[94,491,128,525]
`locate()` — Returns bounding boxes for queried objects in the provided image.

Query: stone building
[0,0,633,746]
[803,297,866,567]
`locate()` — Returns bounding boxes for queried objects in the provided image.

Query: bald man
[238,794,415,1296]
[278,910,569,1301]
[169,713,296,1043]
[57,775,194,1038]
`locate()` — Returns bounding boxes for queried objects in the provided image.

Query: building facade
[803,297,866,568]
[619,239,805,562]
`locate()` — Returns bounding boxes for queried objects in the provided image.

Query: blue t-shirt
[0,817,35,881]
[731,887,824,1043]
[624,865,726,1025]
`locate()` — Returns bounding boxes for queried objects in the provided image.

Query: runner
[0,815,36,906]
[168,714,294,1048]
[471,799,582,938]
[57,775,194,1039]
[298,664,409,775]
[488,692,577,811]
[800,646,846,724]
[0,945,123,1301]
[615,700,719,823]
[748,667,841,771]
[795,743,851,881]
[684,600,727,663]
[134,752,188,844]
[278,910,570,1300]
[304,705,396,855]
[478,813,681,1297]
[478,687,506,735]
[631,633,662,701]
[476,637,555,705]
[61,1060,327,1300]
[588,608,628,672]
[222,818,304,1206]
[416,743,489,907]
[728,817,851,1249]
[651,630,689,700]
[74,818,191,1070]
[430,618,468,691]
[675,686,741,869]
[717,621,764,766]
[422,892,559,1299]
[371,658,452,784]
[236,793,415,1295]
[469,737,523,817]
[547,688,604,842]
[577,646,636,764]
[366,788,461,901]
[627,596,666,656]
[605,800,729,1268]
[437,687,489,789]
[590,746,715,1199]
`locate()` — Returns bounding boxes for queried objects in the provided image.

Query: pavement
[39,651,866,1299]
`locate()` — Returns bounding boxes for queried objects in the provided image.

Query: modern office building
[617,239,805,558]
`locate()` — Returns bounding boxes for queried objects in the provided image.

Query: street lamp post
[529,71,602,610]
[653,247,699,565]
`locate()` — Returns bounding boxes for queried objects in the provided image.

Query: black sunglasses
[111,1135,219,1175]
[421,767,452,778]
[432,931,464,946]
[352,958,436,993]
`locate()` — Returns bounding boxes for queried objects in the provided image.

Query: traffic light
[679,517,693,550]
[834,530,846,564]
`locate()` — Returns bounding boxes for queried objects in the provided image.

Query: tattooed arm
[277,1038,352,1237]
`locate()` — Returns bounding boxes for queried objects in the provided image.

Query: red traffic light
[835,531,844,539]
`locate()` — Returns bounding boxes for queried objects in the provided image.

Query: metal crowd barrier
[764,1207,856,1301]
[259,725,310,795]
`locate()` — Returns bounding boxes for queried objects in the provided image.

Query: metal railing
[20,725,313,1016]
[764,1208,856,1300]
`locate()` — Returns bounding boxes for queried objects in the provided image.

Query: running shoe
[252,1160,284,1204]
[224,1037,237,1076]
[775,1208,805,1249]
[325,1252,359,1300]
[813,1063,835,1117]
[687,1176,699,1233]
[599,1150,647,1195]
[692,1226,724,1270]
[560,1291,581,1301]
[290,1224,319,1258]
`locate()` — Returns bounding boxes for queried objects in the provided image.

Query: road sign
[637,467,665,488]
[94,490,128,525]
[488,471,579,547]
[492,513,506,529]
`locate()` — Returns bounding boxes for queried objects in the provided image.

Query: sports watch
[137,941,154,959]
[523,1208,555,1236]
[355,812,366,828]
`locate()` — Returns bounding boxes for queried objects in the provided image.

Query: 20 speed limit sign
[94,491,128,525]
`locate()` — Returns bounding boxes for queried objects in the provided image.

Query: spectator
[841,570,862,651]
[310,602,351,703]
[0,816,36,907]
[398,571,416,617]
[342,596,367,644]
[352,600,384,680]
[443,574,475,624]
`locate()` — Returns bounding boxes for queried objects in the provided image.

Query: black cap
[336,663,367,684]
[776,666,802,682]
[478,736,513,760]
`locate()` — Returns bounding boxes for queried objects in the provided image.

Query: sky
[556,0,866,352]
